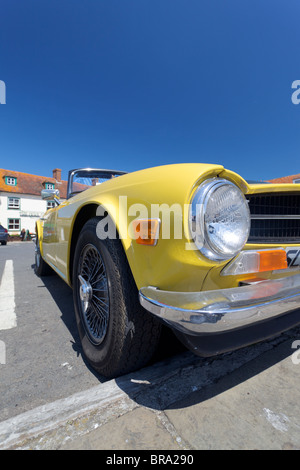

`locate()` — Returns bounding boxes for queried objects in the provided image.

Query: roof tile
[268,173,300,184]
[0,169,67,199]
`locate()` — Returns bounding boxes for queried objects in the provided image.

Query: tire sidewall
[72,220,127,371]
[34,237,51,276]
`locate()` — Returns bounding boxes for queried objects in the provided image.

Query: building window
[45,183,54,190]
[8,218,20,231]
[8,197,20,209]
[47,201,55,209]
[5,176,17,186]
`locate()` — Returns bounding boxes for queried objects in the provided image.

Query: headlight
[189,178,250,261]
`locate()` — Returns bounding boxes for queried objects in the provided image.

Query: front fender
[76,163,226,292]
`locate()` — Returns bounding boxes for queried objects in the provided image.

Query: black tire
[34,236,53,276]
[72,217,162,378]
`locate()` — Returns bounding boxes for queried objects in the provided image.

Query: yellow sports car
[35,164,300,378]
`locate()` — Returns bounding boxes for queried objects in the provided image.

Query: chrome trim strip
[67,168,127,199]
[251,215,300,220]
[139,275,300,335]
[45,258,67,280]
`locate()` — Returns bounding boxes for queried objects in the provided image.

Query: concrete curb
[1,331,296,450]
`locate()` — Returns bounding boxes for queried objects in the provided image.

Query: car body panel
[35,163,300,367]
[36,163,300,295]
[38,163,224,288]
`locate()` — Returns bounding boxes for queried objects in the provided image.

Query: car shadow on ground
[115,328,300,411]
[32,264,300,411]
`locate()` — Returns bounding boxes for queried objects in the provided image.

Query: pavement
[1,328,300,451]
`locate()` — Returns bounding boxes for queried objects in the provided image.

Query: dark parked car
[0,225,8,245]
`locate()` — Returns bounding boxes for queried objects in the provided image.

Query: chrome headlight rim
[189,178,250,262]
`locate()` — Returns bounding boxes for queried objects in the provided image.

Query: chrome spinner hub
[78,275,93,313]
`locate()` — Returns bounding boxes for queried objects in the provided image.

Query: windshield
[68,168,127,198]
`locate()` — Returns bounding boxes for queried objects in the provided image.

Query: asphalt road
[0,241,184,422]
[0,241,110,421]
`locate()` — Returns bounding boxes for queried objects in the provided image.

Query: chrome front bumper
[139,274,300,336]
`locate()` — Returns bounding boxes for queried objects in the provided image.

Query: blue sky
[0,0,299,182]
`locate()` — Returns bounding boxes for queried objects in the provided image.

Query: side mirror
[41,189,60,205]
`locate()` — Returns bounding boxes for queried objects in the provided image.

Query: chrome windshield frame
[67,168,127,199]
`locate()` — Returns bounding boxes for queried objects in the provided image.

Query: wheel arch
[69,203,98,285]
[68,202,129,286]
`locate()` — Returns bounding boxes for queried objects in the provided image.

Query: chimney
[53,168,61,182]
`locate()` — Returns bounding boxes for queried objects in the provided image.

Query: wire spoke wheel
[73,217,161,378]
[77,243,109,345]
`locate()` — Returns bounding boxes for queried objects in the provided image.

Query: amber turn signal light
[257,250,288,272]
[132,219,160,246]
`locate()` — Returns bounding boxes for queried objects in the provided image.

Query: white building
[0,168,67,235]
